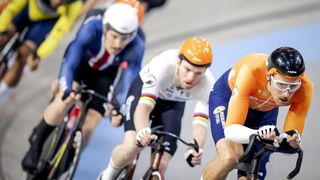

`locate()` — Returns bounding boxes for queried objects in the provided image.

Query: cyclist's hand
[277,130,301,149]
[184,148,203,167]
[105,103,124,127]
[61,90,80,104]
[136,127,157,147]
[110,109,124,127]
[27,53,40,71]
[257,125,277,141]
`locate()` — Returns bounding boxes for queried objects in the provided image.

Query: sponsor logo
[144,75,157,88]
[213,106,225,114]
[213,106,226,126]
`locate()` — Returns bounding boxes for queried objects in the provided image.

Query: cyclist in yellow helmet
[0,0,83,103]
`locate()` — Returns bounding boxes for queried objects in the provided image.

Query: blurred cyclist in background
[80,0,167,18]
[0,0,83,104]
[202,47,313,180]
[0,0,10,12]
[21,2,145,173]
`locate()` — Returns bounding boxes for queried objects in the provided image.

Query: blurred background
[0,0,320,179]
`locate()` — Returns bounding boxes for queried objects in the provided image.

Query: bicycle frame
[28,87,108,180]
[116,127,199,180]
[47,103,84,179]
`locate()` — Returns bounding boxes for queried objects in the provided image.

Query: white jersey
[138,49,215,126]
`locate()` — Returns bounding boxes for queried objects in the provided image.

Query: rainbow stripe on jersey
[139,93,157,107]
[193,113,209,127]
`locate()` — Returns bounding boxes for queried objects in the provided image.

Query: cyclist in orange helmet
[97,36,215,179]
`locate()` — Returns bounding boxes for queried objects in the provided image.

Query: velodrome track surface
[1,0,320,179]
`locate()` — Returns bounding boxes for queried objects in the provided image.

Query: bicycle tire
[115,166,129,180]
[115,154,139,180]
[56,130,83,180]
[39,122,67,172]
[151,171,164,180]
[24,122,67,179]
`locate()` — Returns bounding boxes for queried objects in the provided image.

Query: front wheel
[150,171,164,180]
[142,168,164,180]
[56,130,83,180]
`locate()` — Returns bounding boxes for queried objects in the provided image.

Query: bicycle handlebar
[150,126,200,167]
[238,134,303,179]
[152,130,199,152]
[75,85,108,103]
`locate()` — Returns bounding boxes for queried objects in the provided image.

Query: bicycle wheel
[150,171,164,180]
[25,122,67,179]
[55,130,83,180]
[115,166,130,180]
[115,154,139,180]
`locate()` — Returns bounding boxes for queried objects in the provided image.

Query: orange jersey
[226,54,313,134]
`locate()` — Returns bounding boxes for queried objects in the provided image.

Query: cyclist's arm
[191,72,215,147]
[134,103,153,131]
[36,1,83,59]
[283,77,314,135]
[58,22,94,92]
[0,0,26,32]
[224,66,257,143]
[192,101,209,147]
[110,36,145,111]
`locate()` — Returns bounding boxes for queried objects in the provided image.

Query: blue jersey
[58,13,145,108]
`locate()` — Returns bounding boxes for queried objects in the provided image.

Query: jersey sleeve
[283,76,314,135]
[225,65,256,126]
[110,36,145,110]
[138,50,172,108]
[58,21,95,92]
[36,1,83,59]
[193,71,215,127]
[0,0,27,32]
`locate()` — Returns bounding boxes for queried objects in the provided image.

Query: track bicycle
[25,85,108,180]
[114,126,199,180]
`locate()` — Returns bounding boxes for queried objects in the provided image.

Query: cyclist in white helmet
[22,3,145,173]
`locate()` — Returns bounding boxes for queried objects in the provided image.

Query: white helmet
[103,3,138,34]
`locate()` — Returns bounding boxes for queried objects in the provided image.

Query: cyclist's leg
[2,40,36,85]
[98,76,143,180]
[81,67,115,147]
[22,81,79,171]
[0,24,16,49]
[203,69,243,180]
[3,17,58,87]
[150,99,185,174]
[0,2,29,49]
[99,131,141,180]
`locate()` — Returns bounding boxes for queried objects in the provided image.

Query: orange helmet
[178,37,213,67]
[116,0,145,25]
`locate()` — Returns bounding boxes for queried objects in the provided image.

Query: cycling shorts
[12,4,58,47]
[124,75,185,156]
[73,60,118,116]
